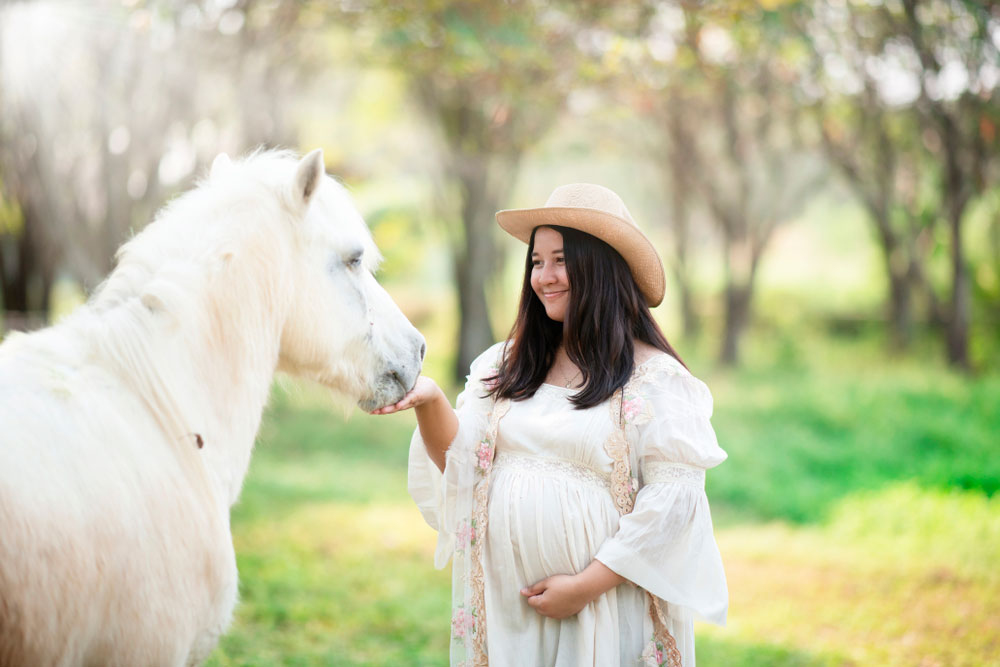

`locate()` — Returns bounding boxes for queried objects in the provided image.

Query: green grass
[703,338,1000,525]
[206,343,1000,666]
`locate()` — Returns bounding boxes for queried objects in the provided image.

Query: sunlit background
[1,0,998,665]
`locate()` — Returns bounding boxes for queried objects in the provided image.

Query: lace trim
[469,397,509,666]
[643,462,705,488]
[606,388,635,515]
[647,595,683,667]
[606,357,685,667]
[493,451,611,492]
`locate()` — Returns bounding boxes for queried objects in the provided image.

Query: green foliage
[696,636,845,667]
[708,344,1000,524]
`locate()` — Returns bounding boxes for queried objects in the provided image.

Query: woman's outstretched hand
[369,376,440,415]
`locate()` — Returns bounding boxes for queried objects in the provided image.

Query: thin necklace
[563,367,581,388]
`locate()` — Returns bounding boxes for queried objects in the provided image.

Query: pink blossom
[622,396,644,423]
[452,609,468,638]
[476,440,493,471]
[452,607,476,639]
[456,521,476,549]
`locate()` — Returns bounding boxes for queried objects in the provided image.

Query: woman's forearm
[415,386,459,472]
[577,559,627,601]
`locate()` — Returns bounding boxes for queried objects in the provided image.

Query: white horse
[0,149,425,666]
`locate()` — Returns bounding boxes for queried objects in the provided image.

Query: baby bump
[486,451,621,585]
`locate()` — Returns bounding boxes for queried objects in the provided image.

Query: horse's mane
[70,150,305,446]
[93,149,300,313]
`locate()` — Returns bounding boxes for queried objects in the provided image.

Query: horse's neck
[89,257,286,507]
[195,295,281,505]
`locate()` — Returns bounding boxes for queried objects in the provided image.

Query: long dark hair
[487,225,686,409]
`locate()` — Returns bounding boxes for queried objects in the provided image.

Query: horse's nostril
[419,343,426,361]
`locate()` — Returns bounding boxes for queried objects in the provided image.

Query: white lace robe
[408,343,728,666]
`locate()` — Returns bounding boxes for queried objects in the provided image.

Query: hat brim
[496,206,665,307]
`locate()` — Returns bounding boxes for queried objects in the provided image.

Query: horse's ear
[211,153,233,179]
[294,149,324,206]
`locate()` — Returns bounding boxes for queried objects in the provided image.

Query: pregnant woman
[374,183,728,666]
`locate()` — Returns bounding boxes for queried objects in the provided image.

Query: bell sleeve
[407,341,505,569]
[595,367,729,626]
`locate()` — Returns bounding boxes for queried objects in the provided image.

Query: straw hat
[496,183,666,307]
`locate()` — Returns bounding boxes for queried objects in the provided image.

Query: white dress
[408,343,728,666]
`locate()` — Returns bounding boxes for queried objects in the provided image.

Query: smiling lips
[542,290,567,299]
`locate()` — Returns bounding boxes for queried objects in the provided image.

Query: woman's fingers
[520,577,549,597]
[369,383,426,415]
[368,376,446,415]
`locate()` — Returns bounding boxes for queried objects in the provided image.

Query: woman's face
[530,227,569,323]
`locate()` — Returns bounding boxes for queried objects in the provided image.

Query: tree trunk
[871,221,913,350]
[719,282,751,366]
[887,267,912,351]
[946,199,970,369]
[675,270,700,341]
[0,205,52,331]
[941,122,970,369]
[450,156,516,381]
[0,232,30,313]
[664,95,701,341]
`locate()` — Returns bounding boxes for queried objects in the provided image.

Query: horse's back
[0,327,237,666]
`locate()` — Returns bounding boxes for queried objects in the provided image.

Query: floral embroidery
[640,637,669,666]
[456,520,476,552]
[452,607,476,640]
[622,394,645,423]
[476,439,493,472]
[468,397,510,665]
[646,590,683,666]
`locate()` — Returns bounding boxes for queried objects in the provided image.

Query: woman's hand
[521,560,627,619]
[520,574,590,619]
[369,376,440,415]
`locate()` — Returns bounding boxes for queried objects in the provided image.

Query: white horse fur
[0,149,425,666]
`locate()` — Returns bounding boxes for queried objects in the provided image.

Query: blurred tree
[338,0,611,380]
[0,0,323,325]
[0,162,54,328]
[799,1,946,349]
[641,2,822,366]
[893,0,999,369]
[800,0,999,368]
[626,7,708,342]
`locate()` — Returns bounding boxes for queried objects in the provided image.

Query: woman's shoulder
[628,347,712,417]
[468,341,508,380]
[632,344,690,381]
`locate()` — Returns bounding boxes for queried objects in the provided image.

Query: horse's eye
[346,253,363,269]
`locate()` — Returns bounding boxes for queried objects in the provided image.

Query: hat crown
[544,183,637,227]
